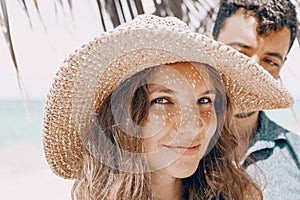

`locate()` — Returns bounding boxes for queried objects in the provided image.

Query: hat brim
[43,15,294,179]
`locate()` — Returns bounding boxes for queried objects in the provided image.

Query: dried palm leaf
[18,0,33,28]
[53,0,72,15]
[65,0,75,20]
[105,0,121,27]
[33,0,47,31]
[134,0,144,14]
[126,0,134,18]
[57,0,63,8]
[1,0,31,119]
[96,0,107,31]
[0,14,4,28]
[0,0,19,74]
[54,1,58,17]
[68,0,72,10]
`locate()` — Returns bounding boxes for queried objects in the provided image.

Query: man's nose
[250,54,259,64]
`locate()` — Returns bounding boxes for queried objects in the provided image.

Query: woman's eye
[197,97,212,104]
[151,97,171,104]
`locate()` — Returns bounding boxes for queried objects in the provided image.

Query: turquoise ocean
[0,100,44,145]
[0,100,300,146]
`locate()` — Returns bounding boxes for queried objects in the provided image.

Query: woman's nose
[175,105,202,133]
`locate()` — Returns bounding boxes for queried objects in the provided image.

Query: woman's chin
[164,158,200,179]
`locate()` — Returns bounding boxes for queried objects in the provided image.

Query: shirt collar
[247,111,288,155]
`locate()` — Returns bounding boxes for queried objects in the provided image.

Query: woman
[43,15,293,199]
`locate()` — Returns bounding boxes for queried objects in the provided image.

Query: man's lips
[164,144,200,156]
[234,111,256,118]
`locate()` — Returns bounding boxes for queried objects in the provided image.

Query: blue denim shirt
[245,112,300,200]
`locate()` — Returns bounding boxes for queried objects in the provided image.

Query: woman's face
[142,62,218,178]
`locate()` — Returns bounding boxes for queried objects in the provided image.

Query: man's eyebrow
[265,52,284,62]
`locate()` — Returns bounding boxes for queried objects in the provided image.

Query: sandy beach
[0,140,73,200]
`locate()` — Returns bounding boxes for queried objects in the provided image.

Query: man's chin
[234,111,256,119]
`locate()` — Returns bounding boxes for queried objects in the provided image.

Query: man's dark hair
[212,0,297,51]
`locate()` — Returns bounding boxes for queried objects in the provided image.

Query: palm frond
[151,0,217,33]
[18,0,33,28]
[126,0,134,19]
[0,0,19,74]
[3,0,300,73]
[66,0,74,20]
[1,0,31,116]
[48,0,218,33]
[57,0,63,8]
[105,0,121,27]
[96,0,107,31]
[58,0,73,17]
[134,0,144,14]
[0,11,4,29]
[117,0,126,22]
[33,0,47,31]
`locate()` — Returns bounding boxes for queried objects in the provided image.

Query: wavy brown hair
[71,62,262,200]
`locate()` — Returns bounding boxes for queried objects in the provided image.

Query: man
[212,0,300,199]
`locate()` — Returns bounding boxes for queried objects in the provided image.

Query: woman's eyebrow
[148,84,174,94]
[199,89,216,96]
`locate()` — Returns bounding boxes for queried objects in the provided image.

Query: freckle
[164,81,171,85]
[166,161,171,166]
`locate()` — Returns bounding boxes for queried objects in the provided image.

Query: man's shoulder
[250,112,300,160]
[255,112,300,148]
[250,112,300,170]
[285,131,300,141]
[285,131,300,155]
[254,112,287,143]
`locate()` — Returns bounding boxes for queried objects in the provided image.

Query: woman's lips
[164,144,200,156]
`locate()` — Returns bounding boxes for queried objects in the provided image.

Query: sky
[1,0,300,101]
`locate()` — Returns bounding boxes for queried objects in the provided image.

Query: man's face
[216,9,291,79]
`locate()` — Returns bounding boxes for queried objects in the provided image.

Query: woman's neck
[151,171,183,200]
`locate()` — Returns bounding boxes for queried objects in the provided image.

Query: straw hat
[43,14,294,179]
